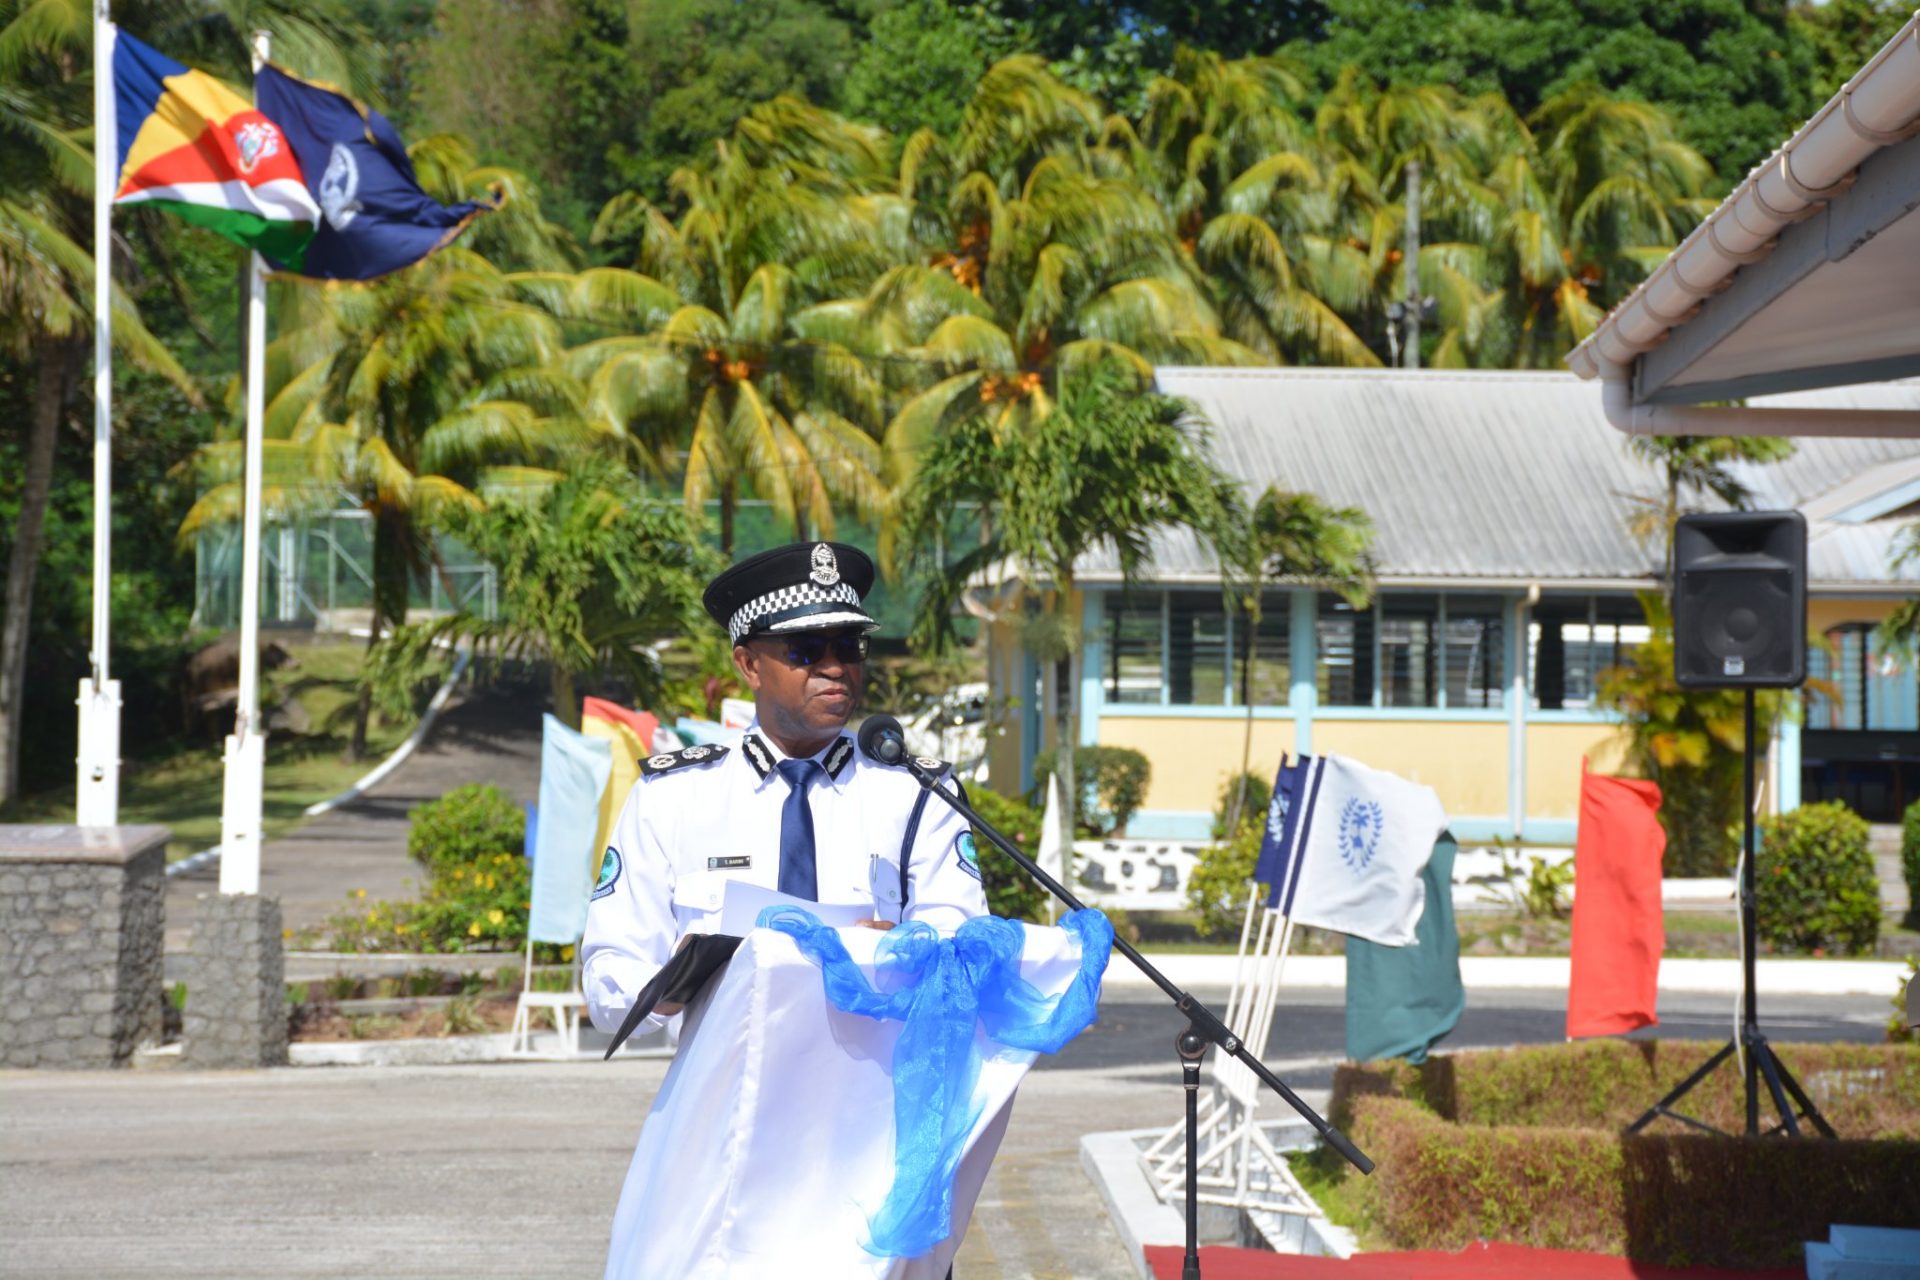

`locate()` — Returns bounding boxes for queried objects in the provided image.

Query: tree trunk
[1228,599,1258,835]
[1056,576,1078,867]
[551,662,578,730]
[0,337,81,805]
[350,507,414,760]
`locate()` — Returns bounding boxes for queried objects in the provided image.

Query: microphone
[857,713,909,766]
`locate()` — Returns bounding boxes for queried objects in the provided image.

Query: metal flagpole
[218,28,271,894]
[76,0,122,827]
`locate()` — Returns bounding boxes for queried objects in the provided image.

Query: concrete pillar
[184,894,288,1069]
[0,824,168,1068]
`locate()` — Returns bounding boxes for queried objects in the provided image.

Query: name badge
[708,856,752,870]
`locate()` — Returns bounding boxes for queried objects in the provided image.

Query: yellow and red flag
[581,698,659,881]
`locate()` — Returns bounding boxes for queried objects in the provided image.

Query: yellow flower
[561,945,575,961]
[487,909,505,925]
[353,888,367,899]
[468,920,483,937]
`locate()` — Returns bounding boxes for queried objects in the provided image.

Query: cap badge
[809,543,840,586]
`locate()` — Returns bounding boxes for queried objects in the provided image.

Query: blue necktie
[777,757,823,901]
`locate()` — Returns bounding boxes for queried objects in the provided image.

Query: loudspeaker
[1672,511,1806,689]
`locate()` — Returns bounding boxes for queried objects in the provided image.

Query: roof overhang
[1568,17,1920,438]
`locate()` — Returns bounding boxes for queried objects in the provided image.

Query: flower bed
[1327,1040,1920,1268]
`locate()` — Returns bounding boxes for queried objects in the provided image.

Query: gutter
[1567,15,1920,401]
[1599,377,1920,439]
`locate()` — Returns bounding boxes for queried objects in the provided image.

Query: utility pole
[1402,160,1421,369]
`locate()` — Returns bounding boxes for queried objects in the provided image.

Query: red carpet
[1144,1242,1803,1279]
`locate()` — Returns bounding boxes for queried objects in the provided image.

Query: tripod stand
[1627,689,1834,1139]
[886,747,1373,1278]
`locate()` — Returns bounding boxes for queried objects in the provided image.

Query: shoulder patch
[954,830,982,881]
[640,744,731,777]
[590,847,622,901]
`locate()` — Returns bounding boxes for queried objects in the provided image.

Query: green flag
[1344,832,1465,1064]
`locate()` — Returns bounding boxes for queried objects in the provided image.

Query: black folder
[603,933,742,1059]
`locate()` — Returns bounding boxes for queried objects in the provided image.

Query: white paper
[719,880,874,935]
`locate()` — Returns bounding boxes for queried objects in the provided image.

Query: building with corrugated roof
[981,368,1920,841]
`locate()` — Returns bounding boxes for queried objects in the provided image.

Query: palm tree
[0,1,199,804]
[1119,50,1379,366]
[1223,488,1374,832]
[587,98,895,555]
[363,465,715,728]
[895,359,1245,847]
[863,57,1264,506]
[1625,433,1795,585]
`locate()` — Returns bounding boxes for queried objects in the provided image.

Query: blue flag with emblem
[1266,755,1445,948]
[1252,753,1301,890]
[530,714,614,944]
[254,63,495,280]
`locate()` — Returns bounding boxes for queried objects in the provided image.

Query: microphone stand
[895,755,1373,1278]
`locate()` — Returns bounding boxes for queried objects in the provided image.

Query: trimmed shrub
[965,787,1050,922]
[1333,1041,1920,1268]
[1185,822,1262,941]
[1030,744,1150,837]
[1756,801,1879,955]
[1904,797,1920,920]
[408,784,525,874]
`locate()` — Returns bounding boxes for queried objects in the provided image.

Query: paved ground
[163,685,544,951]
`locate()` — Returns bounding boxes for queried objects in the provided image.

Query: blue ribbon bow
[759,908,1115,1258]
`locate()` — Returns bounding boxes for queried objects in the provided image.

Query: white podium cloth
[603,922,1090,1279]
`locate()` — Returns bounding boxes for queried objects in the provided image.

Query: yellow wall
[1810,597,1897,633]
[1310,720,1511,817]
[1098,716,1297,814]
[1525,722,1632,821]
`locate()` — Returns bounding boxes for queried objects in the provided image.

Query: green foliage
[964,786,1050,921]
[842,0,992,140]
[1186,821,1261,941]
[366,467,715,725]
[406,784,526,875]
[1756,801,1880,957]
[1030,744,1150,838]
[1213,769,1271,840]
[1905,798,1920,926]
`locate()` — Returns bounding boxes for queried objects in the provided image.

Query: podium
[603,922,1092,1279]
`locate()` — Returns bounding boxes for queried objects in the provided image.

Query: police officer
[581,540,988,1036]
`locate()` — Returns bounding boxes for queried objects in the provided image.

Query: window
[1316,593,1373,706]
[1106,594,1164,704]
[1168,593,1230,706]
[1444,596,1506,709]
[1380,596,1437,707]
[1810,625,1920,731]
[1240,594,1291,706]
[1530,595,1647,710]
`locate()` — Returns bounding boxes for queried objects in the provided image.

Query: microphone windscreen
[857,714,907,764]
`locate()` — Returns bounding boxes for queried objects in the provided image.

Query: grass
[2,635,414,857]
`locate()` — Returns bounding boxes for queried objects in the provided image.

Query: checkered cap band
[728,581,862,642]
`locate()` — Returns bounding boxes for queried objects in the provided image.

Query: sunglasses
[770,632,869,667]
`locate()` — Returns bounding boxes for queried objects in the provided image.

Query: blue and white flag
[1252,753,1301,889]
[1265,755,1445,947]
[528,714,613,944]
[254,64,495,280]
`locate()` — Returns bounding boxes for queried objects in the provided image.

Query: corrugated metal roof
[1063,368,1920,589]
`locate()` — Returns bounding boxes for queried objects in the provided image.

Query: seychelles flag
[110,26,318,263]
[255,64,495,280]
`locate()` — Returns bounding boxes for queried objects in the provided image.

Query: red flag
[1567,760,1666,1038]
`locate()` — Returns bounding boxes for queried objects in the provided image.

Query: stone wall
[0,825,169,1068]
[184,893,288,1069]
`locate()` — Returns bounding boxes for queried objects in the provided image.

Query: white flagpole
[76,0,121,827]
[218,28,271,894]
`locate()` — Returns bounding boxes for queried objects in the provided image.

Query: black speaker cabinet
[1672,511,1806,689]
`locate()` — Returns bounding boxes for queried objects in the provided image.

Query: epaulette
[640,744,730,776]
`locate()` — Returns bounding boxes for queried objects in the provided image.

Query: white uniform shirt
[581,722,988,1034]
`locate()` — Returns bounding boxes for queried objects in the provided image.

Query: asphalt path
[1041,985,1895,1091]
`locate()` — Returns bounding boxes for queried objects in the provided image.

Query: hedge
[1330,1040,1920,1268]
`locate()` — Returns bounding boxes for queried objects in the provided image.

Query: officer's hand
[854,918,896,931]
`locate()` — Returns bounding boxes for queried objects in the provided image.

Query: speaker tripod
[1627,689,1834,1139]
